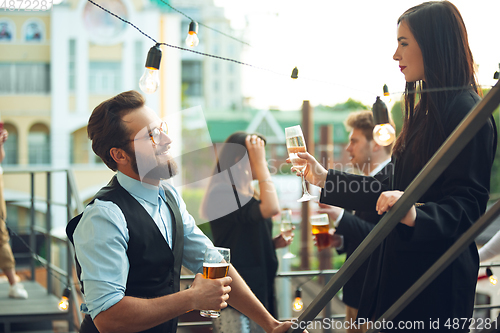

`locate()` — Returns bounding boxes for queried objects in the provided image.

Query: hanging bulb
[487,267,498,285]
[291,67,298,79]
[292,287,303,312]
[372,96,396,146]
[58,287,71,311]
[185,21,199,47]
[139,44,162,94]
[383,84,389,96]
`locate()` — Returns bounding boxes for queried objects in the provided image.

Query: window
[69,39,76,92]
[89,62,122,94]
[181,61,202,97]
[0,19,15,42]
[28,123,50,165]
[3,123,18,165]
[0,63,50,94]
[22,19,44,42]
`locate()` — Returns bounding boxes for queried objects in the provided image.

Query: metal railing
[4,167,84,331]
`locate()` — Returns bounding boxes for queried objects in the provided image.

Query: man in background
[318,110,394,333]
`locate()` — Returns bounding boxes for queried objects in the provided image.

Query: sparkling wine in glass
[280,208,295,259]
[285,125,317,202]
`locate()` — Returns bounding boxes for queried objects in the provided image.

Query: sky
[213,0,500,111]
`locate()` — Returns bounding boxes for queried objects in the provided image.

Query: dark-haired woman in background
[201,132,292,332]
[290,1,497,331]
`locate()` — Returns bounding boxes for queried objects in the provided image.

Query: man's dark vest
[66,176,184,333]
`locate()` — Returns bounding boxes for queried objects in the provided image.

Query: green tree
[391,101,404,136]
[331,98,370,111]
[482,88,500,199]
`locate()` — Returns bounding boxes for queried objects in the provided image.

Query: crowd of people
[0,1,487,333]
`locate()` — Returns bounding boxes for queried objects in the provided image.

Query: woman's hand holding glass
[286,151,328,189]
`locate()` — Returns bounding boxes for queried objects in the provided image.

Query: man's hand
[269,321,308,333]
[189,273,232,311]
[312,228,342,249]
[376,190,416,227]
[286,152,328,188]
[317,203,343,221]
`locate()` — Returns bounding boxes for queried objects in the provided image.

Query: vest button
[169,279,174,286]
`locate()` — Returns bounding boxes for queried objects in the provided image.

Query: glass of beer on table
[200,246,230,318]
[285,125,317,202]
[310,214,331,251]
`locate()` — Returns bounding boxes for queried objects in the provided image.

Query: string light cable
[5,224,79,311]
[156,0,252,47]
[86,0,495,99]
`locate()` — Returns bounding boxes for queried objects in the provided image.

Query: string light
[291,67,298,79]
[58,287,71,311]
[383,84,389,96]
[86,0,495,101]
[292,287,303,312]
[486,267,498,285]
[185,21,199,48]
[139,44,162,94]
[372,96,396,146]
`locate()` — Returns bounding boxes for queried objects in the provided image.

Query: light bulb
[186,21,199,48]
[293,297,303,312]
[58,287,71,311]
[185,32,199,47]
[373,123,396,146]
[372,96,395,146]
[292,287,303,312]
[487,267,498,285]
[139,68,160,94]
[58,296,69,311]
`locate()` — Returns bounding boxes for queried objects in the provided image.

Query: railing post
[46,171,52,295]
[29,172,35,281]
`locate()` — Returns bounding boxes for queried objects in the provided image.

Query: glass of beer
[280,208,296,259]
[310,214,331,251]
[200,246,230,318]
[285,125,317,202]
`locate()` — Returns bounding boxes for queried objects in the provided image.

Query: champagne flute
[200,246,230,318]
[280,208,295,259]
[285,125,317,202]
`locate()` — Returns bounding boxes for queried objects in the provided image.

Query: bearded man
[67,91,294,333]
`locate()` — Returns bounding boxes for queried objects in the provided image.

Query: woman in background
[201,132,292,333]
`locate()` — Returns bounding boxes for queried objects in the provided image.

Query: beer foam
[310,221,329,226]
[203,263,230,267]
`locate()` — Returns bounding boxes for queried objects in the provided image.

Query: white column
[160,13,182,190]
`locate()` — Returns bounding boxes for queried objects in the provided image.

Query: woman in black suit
[291,1,497,331]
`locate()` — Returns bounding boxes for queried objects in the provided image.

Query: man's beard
[127,146,179,181]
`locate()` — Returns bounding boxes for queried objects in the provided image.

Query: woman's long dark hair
[200,131,266,220]
[392,1,479,167]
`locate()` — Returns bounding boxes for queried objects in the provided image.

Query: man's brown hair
[345,110,395,153]
[87,90,145,171]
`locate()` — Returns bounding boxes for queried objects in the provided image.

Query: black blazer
[335,163,393,309]
[320,89,498,331]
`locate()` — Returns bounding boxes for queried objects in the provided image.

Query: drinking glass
[310,214,331,251]
[200,246,230,318]
[285,125,317,202]
[280,208,296,259]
